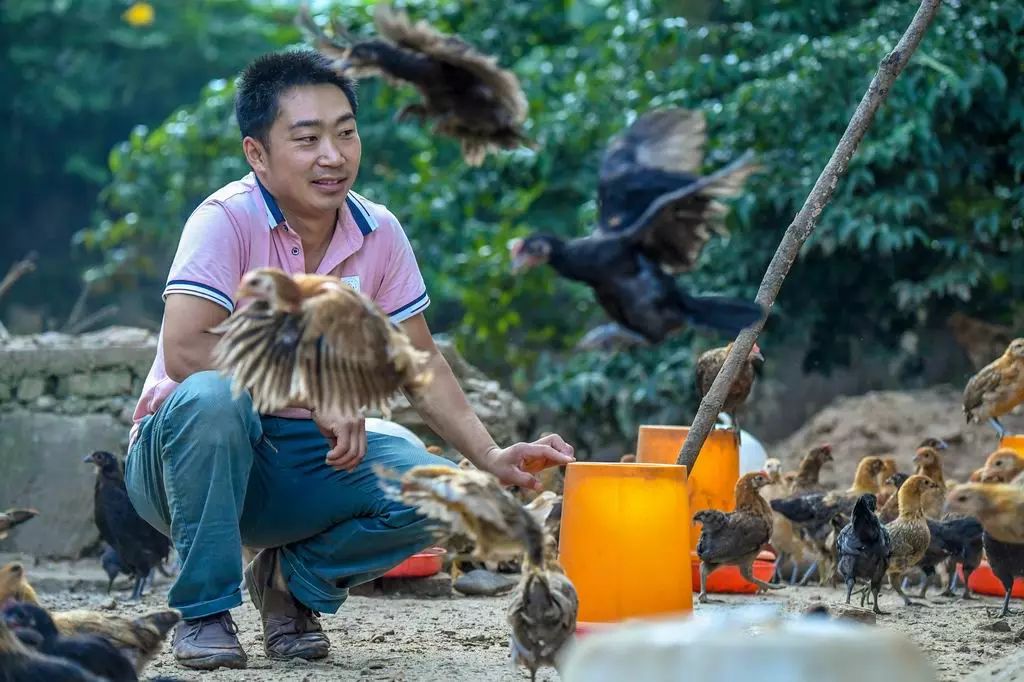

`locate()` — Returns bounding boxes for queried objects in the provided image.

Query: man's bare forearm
[164,331,220,383]
[406,349,498,468]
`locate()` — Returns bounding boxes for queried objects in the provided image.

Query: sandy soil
[34,574,1024,682]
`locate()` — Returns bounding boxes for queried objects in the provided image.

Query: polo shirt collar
[255,174,378,236]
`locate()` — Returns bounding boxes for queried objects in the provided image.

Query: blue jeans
[124,371,453,620]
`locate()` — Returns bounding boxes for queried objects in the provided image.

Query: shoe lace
[194,611,238,637]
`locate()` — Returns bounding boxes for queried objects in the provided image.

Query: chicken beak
[934,438,949,451]
[508,238,528,273]
[82,453,96,464]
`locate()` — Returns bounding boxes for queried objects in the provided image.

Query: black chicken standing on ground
[83,451,171,601]
[297,2,530,165]
[510,108,764,346]
[835,494,891,615]
[2,602,137,682]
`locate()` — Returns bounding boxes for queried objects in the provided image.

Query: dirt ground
[32,571,1024,682]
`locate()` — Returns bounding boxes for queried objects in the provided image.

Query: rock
[34,395,57,410]
[981,619,1012,633]
[0,410,125,557]
[16,377,46,402]
[58,371,133,399]
[453,569,518,597]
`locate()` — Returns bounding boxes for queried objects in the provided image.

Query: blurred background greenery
[2,0,1021,452]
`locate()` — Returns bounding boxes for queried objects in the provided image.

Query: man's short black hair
[235,49,358,146]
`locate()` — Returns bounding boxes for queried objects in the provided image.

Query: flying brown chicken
[378,464,577,681]
[211,268,431,418]
[298,2,531,165]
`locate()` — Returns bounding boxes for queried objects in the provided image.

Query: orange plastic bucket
[959,560,1024,598]
[559,462,692,624]
[999,435,1024,456]
[383,546,445,578]
[636,425,740,551]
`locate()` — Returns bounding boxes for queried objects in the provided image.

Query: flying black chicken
[83,451,171,601]
[297,2,530,165]
[510,108,763,345]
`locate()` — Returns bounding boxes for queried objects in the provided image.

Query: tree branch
[677,0,943,469]
[0,252,38,303]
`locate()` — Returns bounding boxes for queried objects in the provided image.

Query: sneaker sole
[175,652,248,671]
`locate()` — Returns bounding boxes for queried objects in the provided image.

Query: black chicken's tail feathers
[679,292,765,336]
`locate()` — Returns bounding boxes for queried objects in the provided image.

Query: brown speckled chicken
[884,474,943,606]
[980,448,1024,483]
[0,563,38,605]
[695,342,764,433]
[211,267,431,417]
[298,2,530,165]
[0,509,37,541]
[378,464,576,681]
[963,338,1024,439]
[695,472,783,602]
[912,446,946,518]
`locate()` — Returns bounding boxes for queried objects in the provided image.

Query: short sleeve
[373,213,430,324]
[162,202,245,313]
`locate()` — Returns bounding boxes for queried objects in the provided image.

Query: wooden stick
[0,252,38,302]
[677,0,943,469]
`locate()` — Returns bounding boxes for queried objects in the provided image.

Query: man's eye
[298,136,317,143]
[340,129,355,138]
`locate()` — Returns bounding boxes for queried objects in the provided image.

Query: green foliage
[0,0,298,312]
[81,0,1024,449]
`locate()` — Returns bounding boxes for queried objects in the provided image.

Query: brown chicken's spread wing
[376,464,529,560]
[373,3,527,124]
[212,279,430,417]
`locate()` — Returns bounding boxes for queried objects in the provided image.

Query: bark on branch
[677,0,943,469]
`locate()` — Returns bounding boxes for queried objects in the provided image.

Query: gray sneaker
[171,611,247,670]
[245,548,331,660]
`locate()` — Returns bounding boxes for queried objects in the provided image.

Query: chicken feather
[212,268,431,418]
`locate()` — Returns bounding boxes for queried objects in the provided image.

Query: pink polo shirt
[129,172,430,444]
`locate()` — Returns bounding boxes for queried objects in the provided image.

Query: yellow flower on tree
[123,2,155,27]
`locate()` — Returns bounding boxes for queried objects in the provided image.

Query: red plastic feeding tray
[691,550,777,594]
[383,546,446,578]
[958,560,1024,598]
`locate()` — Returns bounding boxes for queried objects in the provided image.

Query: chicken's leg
[697,561,723,604]
[871,579,889,615]
[844,578,855,605]
[739,561,784,593]
[889,573,923,607]
[990,417,1007,439]
[798,561,818,586]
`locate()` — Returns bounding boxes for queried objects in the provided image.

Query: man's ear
[243,136,269,173]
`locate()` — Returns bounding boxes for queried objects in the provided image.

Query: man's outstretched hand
[485,433,575,490]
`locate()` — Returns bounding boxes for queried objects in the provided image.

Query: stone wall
[0,327,527,558]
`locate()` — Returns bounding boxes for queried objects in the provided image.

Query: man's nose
[319,139,345,165]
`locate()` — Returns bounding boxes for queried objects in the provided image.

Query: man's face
[245,83,361,217]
